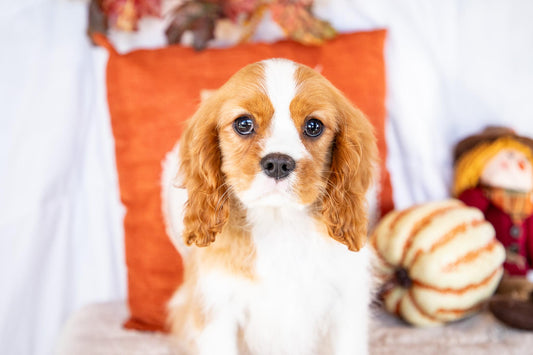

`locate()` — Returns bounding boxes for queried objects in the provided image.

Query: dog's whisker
[215,184,233,213]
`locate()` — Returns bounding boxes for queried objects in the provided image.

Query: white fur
[162,59,370,355]
[161,141,189,257]
[243,207,369,355]
[261,59,309,161]
[239,59,309,209]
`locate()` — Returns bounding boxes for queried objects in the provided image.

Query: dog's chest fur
[197,207,367,355]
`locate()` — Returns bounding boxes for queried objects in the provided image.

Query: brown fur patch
[289,66,338,207]
[172,62,269,340]
[292,64,378,251]
[179,62,275,247]
[168,207,256,345]
[196,203,256,279]
[216,62,276,198]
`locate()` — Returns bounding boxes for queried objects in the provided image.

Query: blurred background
[1,0,533,354]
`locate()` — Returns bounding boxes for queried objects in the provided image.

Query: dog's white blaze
[261,59,309,160]
[236,59,310,208]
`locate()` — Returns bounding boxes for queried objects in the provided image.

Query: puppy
[162,58,377,355]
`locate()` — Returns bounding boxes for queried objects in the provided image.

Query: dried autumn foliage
[103,0,161,31]
[165,1,224,51]
[87,0,336,50]
[269,2,336,45]
[88,0,161,36]
[166,0,337,50]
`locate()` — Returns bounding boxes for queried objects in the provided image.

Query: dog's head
[179,59,377,251]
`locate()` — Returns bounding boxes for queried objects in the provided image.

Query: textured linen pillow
[94,29,391,331]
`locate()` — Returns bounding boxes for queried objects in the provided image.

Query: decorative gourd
[371,199,505,326]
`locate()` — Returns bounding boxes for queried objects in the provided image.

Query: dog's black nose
[260,153,296,180]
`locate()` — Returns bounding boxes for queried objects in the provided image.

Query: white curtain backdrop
[0,2,126,354]
[1,1,533,354]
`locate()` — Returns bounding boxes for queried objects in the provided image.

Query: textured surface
[56,301,533,355]
[56,302,176,355]
[370,307,533,355]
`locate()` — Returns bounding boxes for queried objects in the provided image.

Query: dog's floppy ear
[321,91,378,251]
[179,93,229,247]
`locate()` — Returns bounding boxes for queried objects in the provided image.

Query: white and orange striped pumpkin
[371,199,505,326]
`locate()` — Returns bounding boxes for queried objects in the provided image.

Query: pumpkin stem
[394,268,412,289]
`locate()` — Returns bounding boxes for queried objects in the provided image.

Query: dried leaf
[102,0,161,31]
[238,4,268,43]
[269,3,336,45]
[165,1,222,49]
[136,0,161,17]
[164,0,336,50]
[190,16,217,50]
[222,0,260,22]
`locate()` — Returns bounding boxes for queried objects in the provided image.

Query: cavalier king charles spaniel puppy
[162,58,377,355]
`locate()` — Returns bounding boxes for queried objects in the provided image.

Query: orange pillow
[94,30,392,332]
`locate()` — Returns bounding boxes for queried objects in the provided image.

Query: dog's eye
[303,118,324,138]
[234,116,255,136]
